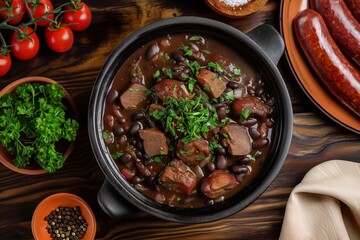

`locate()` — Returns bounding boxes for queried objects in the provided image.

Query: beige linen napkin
[279,160,360,240]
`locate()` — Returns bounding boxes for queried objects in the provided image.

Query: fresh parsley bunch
[0,83,79,172]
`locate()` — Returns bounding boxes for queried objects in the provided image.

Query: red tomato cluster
[0,0,92,76]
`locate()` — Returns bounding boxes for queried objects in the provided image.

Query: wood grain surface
[1,0,359,239]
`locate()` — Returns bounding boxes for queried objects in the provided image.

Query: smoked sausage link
[343,0,360,23]
[293,9,360,118]
[310,0,360,67]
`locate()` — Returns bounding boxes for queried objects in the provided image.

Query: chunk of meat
[232,96,270,119]
[196,69,227,98]
[120,83,148,110]
[221,123,251,156]
[201,170,238,199]
[153,79,191,102]
[148,103,164,115]
[139,128,168,157]
[176,139,211,166]
[159,159,198,195]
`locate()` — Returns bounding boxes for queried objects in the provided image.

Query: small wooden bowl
[0,76,79,175]
[32,193,96,240]
[205,0,268,18]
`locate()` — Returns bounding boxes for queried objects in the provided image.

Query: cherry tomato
[63,2,92,31]
[0,0,25,25]
[45,25,74,53]
[26,0,54,27]
[10,27,40,61]
[0,54,11,77]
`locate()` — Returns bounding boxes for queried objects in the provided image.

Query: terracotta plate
[280,0,360,134]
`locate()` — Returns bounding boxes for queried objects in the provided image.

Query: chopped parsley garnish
[187,61,204,75]
[150,96,221,144]
[233,68,241,75]
[208,62,223,73]
[152,69,161,79]
[179,45,193,56]
[102,131,110,140]
[111,151,123,159]
[164,53,169,60]
[240,107,250,121]
[154,156,162,163]
[202,50,210,54]
[165,69,173,78]
[188,77,197,92]
[224,91,234,101]
[189,36,201,41]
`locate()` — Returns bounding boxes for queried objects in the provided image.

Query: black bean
[106,89,118,104]
[182,197,195,205]
[249,127,261,140]
[206,199,215,205]
[235,173,245,182]
[145,176,155,187]
[216,155,227,170]
[252,138,269,149]
[239,157,251,164]
[217,106,227,120]
[189,43,199,52]
[183,67,191,74]
[129,122,142,136]
[130,138,137,146]
[136,140,143,151]
[227,81,240,89]
[118,135,127,146]
[113,126,125,136]
[119,153,132,163]
[266,97,275,107]
[240,118,257,127]
[214,103,225,109]
[171,52,188,63]
[131,176,143,185]
[206,162,216,172]
[136,150,143,158]
[173,71,188,81]
[247,86,255,96]
[133,112,145,121]
[215,147,226,155]
[256,87,264,97]
[146,43,160,60]
[231,165,249,174]
[143,158,153,166]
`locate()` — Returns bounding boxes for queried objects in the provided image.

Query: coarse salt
[219,0,251,7]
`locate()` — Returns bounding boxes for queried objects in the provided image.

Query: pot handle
[97,179,138,219]
[246,24,285,65]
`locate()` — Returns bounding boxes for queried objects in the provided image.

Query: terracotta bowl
[0,76,79,175]
[205,0,268,18]
[32,193,96,240]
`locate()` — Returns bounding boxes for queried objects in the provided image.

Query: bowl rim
[0,76,79,175]
[31,192,96,240]
[88,16,293,223]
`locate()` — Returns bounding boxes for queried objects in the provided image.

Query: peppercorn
[45,206,88,240]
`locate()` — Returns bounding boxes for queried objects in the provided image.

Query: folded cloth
[279,160,360,240]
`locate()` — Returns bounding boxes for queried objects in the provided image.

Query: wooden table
[1,0,359,239]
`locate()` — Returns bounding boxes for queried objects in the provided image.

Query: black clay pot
[88,16,293,223]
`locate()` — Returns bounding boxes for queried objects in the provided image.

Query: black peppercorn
[45,206,88,240]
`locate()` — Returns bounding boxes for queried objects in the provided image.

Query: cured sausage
[293,9,360,118]
[310,0,360,67]
[343,0,360,23]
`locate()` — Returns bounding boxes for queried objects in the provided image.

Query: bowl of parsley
[0,76,79,175]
